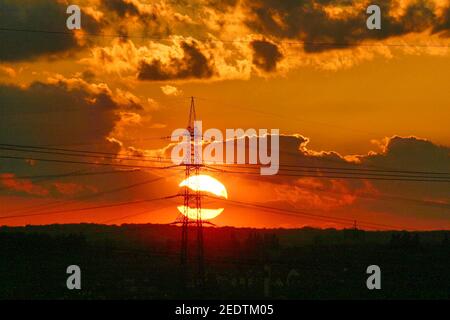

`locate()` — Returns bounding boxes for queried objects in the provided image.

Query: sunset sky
[1,0,449,230]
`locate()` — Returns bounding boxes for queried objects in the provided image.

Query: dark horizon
[2,222,450,299]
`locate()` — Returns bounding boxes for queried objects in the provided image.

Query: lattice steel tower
[178,96,204,287]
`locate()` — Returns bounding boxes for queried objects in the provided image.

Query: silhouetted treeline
[1,224,449,299]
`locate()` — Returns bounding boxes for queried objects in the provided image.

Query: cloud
[160,85,182,96]
[270,135,450,225]
[99,0,198,38]
[433,4,450,35]
[2,0,448,74]
[360,136,450,174]
[52,181,94,196]
[0,173,49,196]
[102,0,142,18]
[0,75,149,154]
[0,66,17,78]
[0,76,171,201]
[82,37,253,81]
[76,0,450,79]
[151,132,450,228]
[251,40,283,71]
[242,0,450,52]
[137,41,215,80]
[0,0,101,62]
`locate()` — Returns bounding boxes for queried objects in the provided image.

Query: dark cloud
[101,0,157,21]
[251,40,283,72]
[242,0,450,52]
[100,0,165,38]
[0,0,101,62]
[204,0,240,10]
[102,0,140,17]
[81,70,97,82]
[0,81,119,147]
[173,133,450,225]
[433,5,450,35]
[0,79,162,199]
[260,134,450,192]
[0,80,124,197]
[362,136,450,174]
[137,41,215,80]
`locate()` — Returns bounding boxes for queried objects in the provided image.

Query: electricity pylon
[177,96,204,287]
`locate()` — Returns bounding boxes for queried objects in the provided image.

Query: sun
[177,175,228,220]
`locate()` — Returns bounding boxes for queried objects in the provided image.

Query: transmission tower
[177,96,205,287]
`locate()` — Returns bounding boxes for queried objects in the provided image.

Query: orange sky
[1,0,450,230]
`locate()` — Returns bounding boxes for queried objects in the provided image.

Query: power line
[203,166,450,211]
[2,144,449,183]
[101,204,175,224]
[204,166,450,183]
[3,148,449,182]
[1,144,447,229]
[210,162,450,176]
[6,144,449,180]
[274,182,450,210]
[4,164,444,213]
[0,168,142,194]
[192,97,450,177]
[0,143,185,163]
[205,195,407,230]
[206,163,450,179]
[0,145,176,165]
[34,136,171,147]
[0,155,181,170]
[0,169,140,181]
[1,27,449,48]
[0,194,180,220]
[0,143,163,158]
[3,143,450,176]
[2,173,178,217]
[196,96,382,137]
[0,171,415,230]
[208,167,450,210]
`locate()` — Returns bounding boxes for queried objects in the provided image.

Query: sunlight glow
[177,175,228,220]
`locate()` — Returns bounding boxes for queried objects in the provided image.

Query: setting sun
[177,175,228,220]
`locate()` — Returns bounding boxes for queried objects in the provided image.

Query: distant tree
[400,232,411,247]
[390,233,400,247]
[411,233,420,248]
[442,233,449,246]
